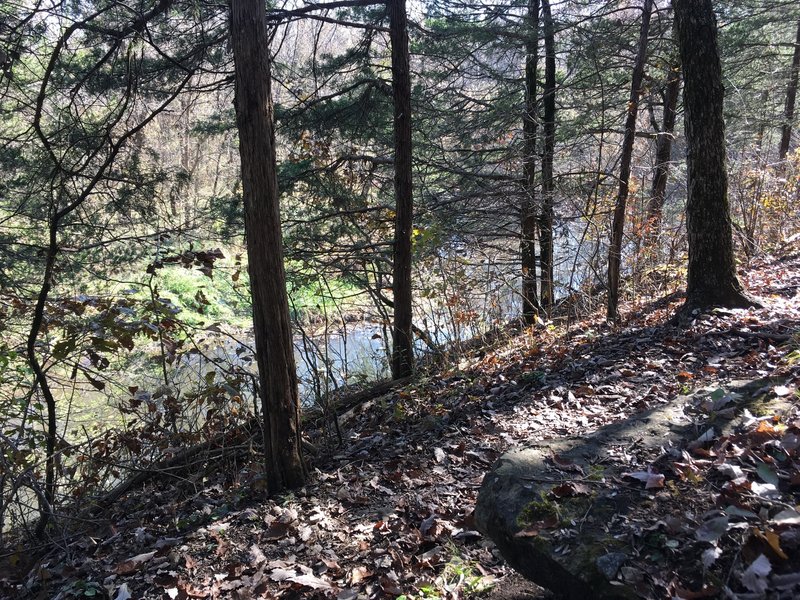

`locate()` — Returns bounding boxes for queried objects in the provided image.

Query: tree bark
[521,0,540,324]
[779,19,800,161]
[28,225,59,538]
[389,0,414,379]
[230,0,306,493]
[539,0,556,312]
[644,61,681,249]
[607,0,652,322]
[673,0,757,315]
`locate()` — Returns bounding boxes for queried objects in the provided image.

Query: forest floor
[2,245,800,600]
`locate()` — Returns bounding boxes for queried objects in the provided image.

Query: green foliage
[397,550,493,599]
[154,264,250,327]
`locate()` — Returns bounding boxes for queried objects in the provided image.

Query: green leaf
[83,372,105,391]
[710,388,726,401]
[756,462,779,487]
[52,336,76,360]
[91,337,118,352]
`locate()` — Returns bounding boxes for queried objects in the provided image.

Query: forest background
[0,0,799,552]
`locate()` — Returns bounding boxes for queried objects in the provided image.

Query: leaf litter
[1,250,799,599]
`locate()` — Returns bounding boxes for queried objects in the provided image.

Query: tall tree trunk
[607,0,652,322]
[779,19,800,161]
[539,0,556,312]
[673,0,757,315]
[230,0,306,493]
[521,0,540,324]
[389,0,414,379]
[644,61,681,249]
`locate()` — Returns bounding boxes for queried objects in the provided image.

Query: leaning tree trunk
[643,61,681,250]
[389,0,414,379]
[521,0,540,324]
[673,0,757,315]
[539,0,556,312]
[779,19,800,161]
[607,0,652,322]
[230,0,306,493]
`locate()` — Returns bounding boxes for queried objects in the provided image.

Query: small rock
[596,552,627,580]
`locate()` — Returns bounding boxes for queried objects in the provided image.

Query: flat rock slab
[475,377,794,599]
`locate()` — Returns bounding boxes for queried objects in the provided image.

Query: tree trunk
[230,0,306,493]
[521,0,540,324]
[389,0,414,379]
[539,0,556,312]
[779,19,800,161]
[28,224,59,538]
[673,0,757,315]
[644,61,681,249]
[607,0,652,322]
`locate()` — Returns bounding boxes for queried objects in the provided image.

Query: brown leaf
[673,585,720,599]
[622,470,665,489]
[514,525,541,538]
[269,568,294,582]
[753,528,789,560]
[263,519,293,541]
[349,566,370,585]
[550,453,584,473]
[551,482,591,497]
[288,573,333,590]
[114,551,156,575]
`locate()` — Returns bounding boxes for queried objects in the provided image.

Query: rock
[474,392,698,599]
[596,552,627,580]
[475,445,640,600]
[475,377,797,599]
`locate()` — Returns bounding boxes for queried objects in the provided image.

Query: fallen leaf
[741,554,771,593]
[514,525,541,538]
[551,482,591,497]
[701,546,722,568]
[114,551,156,575]
[419,514,437,536]
[781,433,800,451]
[673,585,720,599]
[622,470,665,489]
[756,463,779,486]
[349,566,370,585]
[751,482,781,499]
[716,463,745,480]
[114,583,132,600]
[269,568,294,582]
[694,428,715,445]
[288,573,333,590]
[772,571,800,589]
[695,516,729,543]
[771,508,800,525]
[725,505,759,520]
[550,453,584,473]
[753,528,789,560]
[249,544,266,565]
[263,520,293,541]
